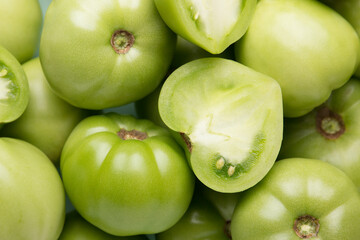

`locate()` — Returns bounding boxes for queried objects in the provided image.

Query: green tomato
[320,0,360,77]
[0,58,90,164]
[0,0,42,63]
[59,211,148,240]
[158,58,283,193]
[279,78,360,191]
[61,113,195,236]
[154,0,257,54]
[40,0,176,109]
[0,45,29,123]
[156,192,230,240]
[231,158,360,240]
[235,0,360,117]
[0,138,65,240]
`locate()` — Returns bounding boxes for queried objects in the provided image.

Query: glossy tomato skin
[0,45,29,123]
[0,58,90,165]
[235,0,360,117]
[40,0,176,110]
[0,138,65,240]
[279,78,360,191]
[61,113,195,236]
[231,158,360,240]
[59,211,148,240]
[0,0,42,63]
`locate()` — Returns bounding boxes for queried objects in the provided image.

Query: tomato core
[224,220,232,239]
[117,129,147,140]
[293,215,320,239]
[111,30,135,54]
[180,132,192,152]
[316,106,345,140]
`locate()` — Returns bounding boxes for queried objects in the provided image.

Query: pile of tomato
[0,0,360,239]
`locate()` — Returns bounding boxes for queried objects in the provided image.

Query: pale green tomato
[158,58,283,193]
[235,0,360,117]
[0,0,42,63]
[40,0,176,109]
[154,0,257,54]
[0,138,65,240]
[0,58,90,165]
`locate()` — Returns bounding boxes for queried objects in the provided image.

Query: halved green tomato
[158,58,283,193]
[154,0,257,54]
[0,45,29,124]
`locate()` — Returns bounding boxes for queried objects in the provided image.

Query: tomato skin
[61,113,195,236]
[40,0,176,109]
[0,138,65,240]
[231,158,360,240]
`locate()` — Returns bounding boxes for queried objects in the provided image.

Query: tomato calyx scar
[293,215,320,239]
[117,128,147,140]
[111,30,135,54]
[180,132,192,153]
[316,106,345,140]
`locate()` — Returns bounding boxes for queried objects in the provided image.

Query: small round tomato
[158,58,283,193]
[0,58,90,165]
[231,158,360,239]
[61,113,195,236]
[154,0,257,54]
[59,211,148,240]
[40,0,176,109]
[0,0,42,63]
[235,0,360,117]
[279,78,360,191]
[0,45,29,124]
[0,138,65,240]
